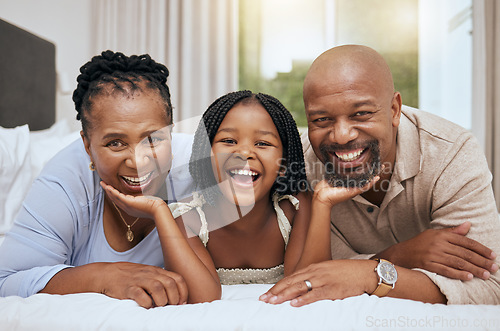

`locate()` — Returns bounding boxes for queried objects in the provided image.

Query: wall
[0,0,93,131]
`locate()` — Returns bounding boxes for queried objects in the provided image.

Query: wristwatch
[370,258,398,297]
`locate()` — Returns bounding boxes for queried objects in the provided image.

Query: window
[239,0,472,130]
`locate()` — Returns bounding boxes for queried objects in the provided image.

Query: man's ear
[391,92,402,128]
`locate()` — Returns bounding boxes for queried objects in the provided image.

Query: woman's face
[82,86,172,197]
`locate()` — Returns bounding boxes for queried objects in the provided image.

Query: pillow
[29,119,80,178]
[0,121,80,239]
[0,125,32,235]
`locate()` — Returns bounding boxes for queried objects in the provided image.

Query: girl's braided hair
[72,50,173,135]
[189,90,308,205]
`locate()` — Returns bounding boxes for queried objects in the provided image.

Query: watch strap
[371,281,393,297]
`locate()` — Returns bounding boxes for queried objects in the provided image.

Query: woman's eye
[145,136,164,146]
[220,138,236,144]
[106,140,124,148]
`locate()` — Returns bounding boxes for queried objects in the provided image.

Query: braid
[73,50,173,134]
[190,90,308,205]
[255,93,308,195]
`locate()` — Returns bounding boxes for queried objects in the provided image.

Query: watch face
[377,261,398,284]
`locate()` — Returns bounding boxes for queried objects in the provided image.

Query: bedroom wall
[0,0,93,131]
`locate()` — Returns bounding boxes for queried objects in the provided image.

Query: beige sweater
[302,106,500,304]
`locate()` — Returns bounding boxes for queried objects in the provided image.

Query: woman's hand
[100,181,167,219]
[41,262,188,308]
[100,262,188,308]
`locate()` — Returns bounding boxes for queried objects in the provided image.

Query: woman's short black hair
[72,50,173,135]
[189,90,308,204]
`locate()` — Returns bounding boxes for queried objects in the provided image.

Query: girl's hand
[313,175,380,208]
[100,181,167,219]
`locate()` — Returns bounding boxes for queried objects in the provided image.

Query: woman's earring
[89,161,96,171]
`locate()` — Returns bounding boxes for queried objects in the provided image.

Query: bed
[1,17,499,331]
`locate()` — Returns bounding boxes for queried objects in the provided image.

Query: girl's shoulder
[276,191,311,224]
[170,193,206,238]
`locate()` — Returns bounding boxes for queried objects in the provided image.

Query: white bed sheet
[1,284,500,331]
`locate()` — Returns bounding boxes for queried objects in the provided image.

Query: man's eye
[354,111,372,117]
[220,138,236,144]
[313,117,328,122]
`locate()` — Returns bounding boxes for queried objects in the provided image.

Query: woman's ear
[81,131,92,157]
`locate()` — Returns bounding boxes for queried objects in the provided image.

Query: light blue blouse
[0,134,194,297]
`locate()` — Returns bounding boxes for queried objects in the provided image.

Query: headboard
[0,19,56,131]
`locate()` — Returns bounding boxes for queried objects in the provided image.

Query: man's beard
[320,141,381,188]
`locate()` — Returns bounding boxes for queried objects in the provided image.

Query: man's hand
[375,222,498,281]
[259,260,377,307]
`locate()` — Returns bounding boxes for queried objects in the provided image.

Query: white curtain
[473,0,500,210]
[91,0,238,131]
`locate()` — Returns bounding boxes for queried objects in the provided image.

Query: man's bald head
[304,45,395,103]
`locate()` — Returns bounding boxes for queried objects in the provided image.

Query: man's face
[304,65,401,188]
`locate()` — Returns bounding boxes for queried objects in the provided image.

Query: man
[260,45,500,305]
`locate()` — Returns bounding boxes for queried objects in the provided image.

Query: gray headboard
[0,19,56,131]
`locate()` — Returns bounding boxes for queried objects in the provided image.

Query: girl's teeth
[230,169,258,176]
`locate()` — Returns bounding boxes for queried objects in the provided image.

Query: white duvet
[1,284,500,330]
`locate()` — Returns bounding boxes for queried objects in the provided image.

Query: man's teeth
[123,173,150,184]
[229,169,258,176]
[335,149,364,162]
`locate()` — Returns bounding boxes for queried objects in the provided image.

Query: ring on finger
[304,279,313,292]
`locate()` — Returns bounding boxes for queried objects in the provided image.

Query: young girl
[101,90,311,303]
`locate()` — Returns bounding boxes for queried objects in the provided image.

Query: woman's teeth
[335,149,364,162]
[122,173,151,185]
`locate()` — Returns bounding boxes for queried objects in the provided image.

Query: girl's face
[210,102,284,207]
[82,86,172,197]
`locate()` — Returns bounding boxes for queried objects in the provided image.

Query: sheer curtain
[473,0,500,210]
[91,0,238,131]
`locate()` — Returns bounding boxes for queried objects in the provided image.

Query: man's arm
[413,133,500,304]
[260,259,446,306]
[373,222,498,281]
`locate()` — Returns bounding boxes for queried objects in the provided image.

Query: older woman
[0,51,194,308]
